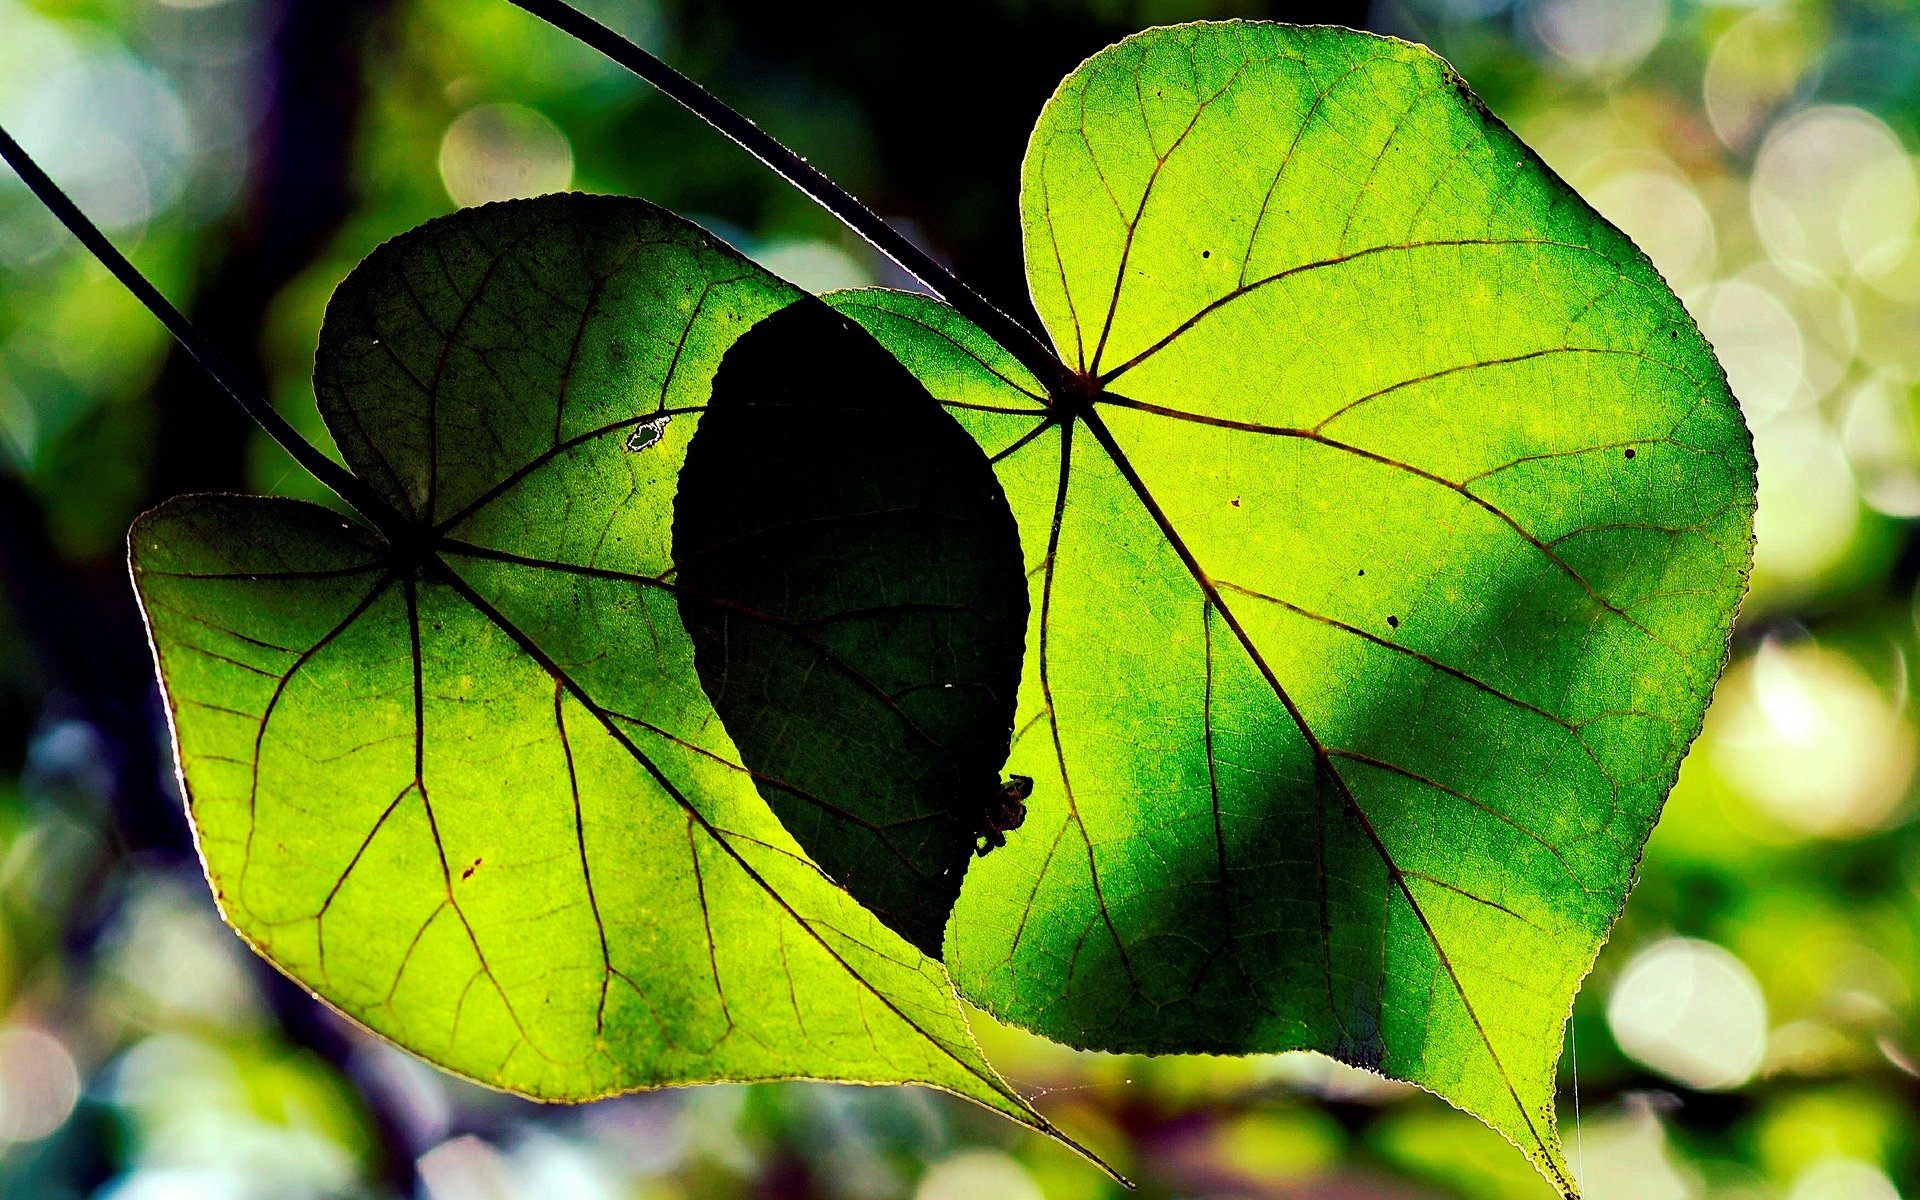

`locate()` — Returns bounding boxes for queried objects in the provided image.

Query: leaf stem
[503,0,1078,398]
[0,122,406,538]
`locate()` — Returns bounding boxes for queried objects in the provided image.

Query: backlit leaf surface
[130,195,1046,1127]
[832,21,1755,1192]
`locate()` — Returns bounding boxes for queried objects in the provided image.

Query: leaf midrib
[1072,404,1564,1183]
[849,284,1613,1128]
[927,340,1578,1175]
[147,485,1038,1110]
[429,558,1044,1116]
[179,533,1037,1109]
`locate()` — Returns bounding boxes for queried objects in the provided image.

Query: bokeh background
[0,0,1916,1196]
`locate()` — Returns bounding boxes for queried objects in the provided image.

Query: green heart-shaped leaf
[833,20,1755,1193]
[673,298,1030,956]
[130,194,1049,1130]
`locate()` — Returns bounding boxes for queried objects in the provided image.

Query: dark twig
[503,0,1080,398]
[0,123,406,539]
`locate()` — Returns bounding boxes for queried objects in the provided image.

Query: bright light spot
[0,0,78,114]
[0,1026,78,1143]
[438,103,573,208]
[420,1134,515,1200]
[0,4,193,245]
[1527,0,1668,76]
[1691,280,1804,420]
[1749,414,1860,597]
[1843,155,1920,280]
[1522,109,1627,186]
[0,60,192,245]
[1589,168,1715,288]
[1608,937,1768,1090]
[579,1097,689,1176]
[1573,1101,1693,1200]
[95,1167,249,1200]
[1788,1157,1901,1200]
[1757,268,1860,373]
[1256,1049,1409,1101]
[105,1032,357,1192]
[1752,107,1917,281]
[754,239,873,293]
[1704,8,1819,149]
[1841,375,1920,517]
[1755,642,1825,742]
[1713,639,1914,836]
[514,1132,624,1200]
[680,1085,755,1173]
[99,872,261,1027]
[915,1150,1044,1200]
[109,1033,239,1114]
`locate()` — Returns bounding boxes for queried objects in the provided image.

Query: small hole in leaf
[1230,496,1241,507]
[627,414,672,452]
[1357,569,1365,577]
[1202,249,1211,259]
[1624,448,1636,459]
[1386,614,1399,629]
[461,857,482,881]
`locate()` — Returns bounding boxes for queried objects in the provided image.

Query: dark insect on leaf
[975,774,1033,857]
[673,298,1030,957]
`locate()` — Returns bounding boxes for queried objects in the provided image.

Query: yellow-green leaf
[130,195,1049,1131]
[832,20,1755,1194]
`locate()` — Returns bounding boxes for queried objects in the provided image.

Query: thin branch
[503,0,1078,397]
[0,122,407,538]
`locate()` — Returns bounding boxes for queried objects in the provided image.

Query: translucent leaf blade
[835,21,1754,1189]
[131,195,1051,1131]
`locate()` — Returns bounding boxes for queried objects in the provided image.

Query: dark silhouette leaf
[673,299,1029,956]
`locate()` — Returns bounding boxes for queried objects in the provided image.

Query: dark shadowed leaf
[128,195,1054,1132]
[672,299,1029,956]
[830,20,1755,1194]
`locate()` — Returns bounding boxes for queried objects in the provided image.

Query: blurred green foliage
[5,0,1920,1197]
